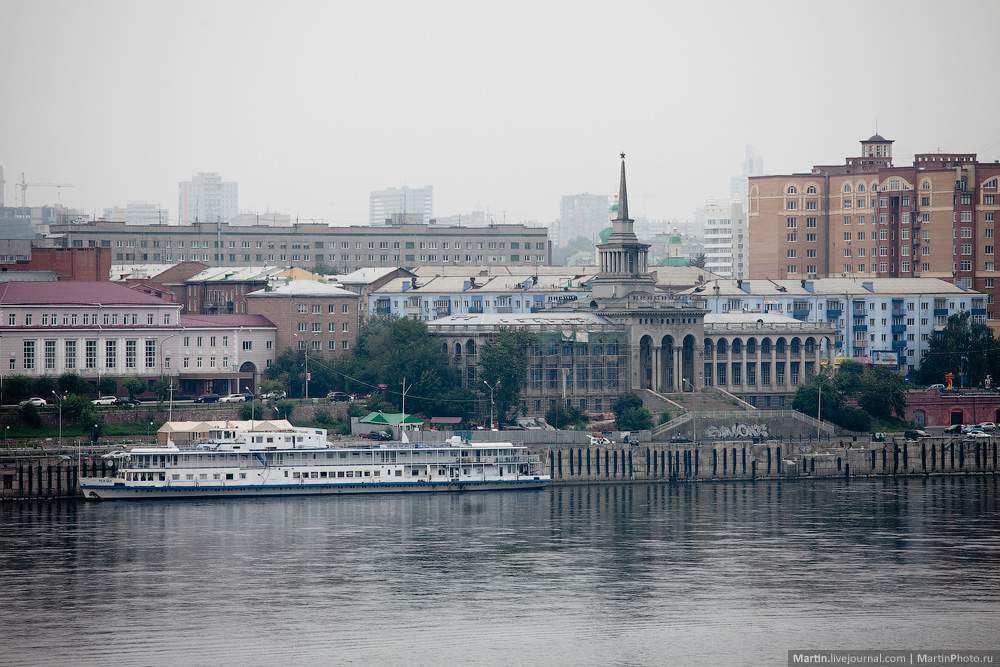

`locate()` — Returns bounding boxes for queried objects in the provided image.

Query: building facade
[103,201,170,226]
[699,198,745,278]
[178,172,238,225]
[556,193,610,246]
[369,186,433,226]
[0,282,276,396]
[682,277,984,375]
[748,133,1000,318]
[246,281,360,354]
[50,220,551,272]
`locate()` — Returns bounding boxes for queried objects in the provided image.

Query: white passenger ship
[80,425,549,500]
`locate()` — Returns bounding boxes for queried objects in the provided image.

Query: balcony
[971,308,987,316]
[933,307,949,317]
[891,324,906,334]
[792,308,810,320]
[852,324,868,332]
[825,308,842,319]
[892,340,906,351]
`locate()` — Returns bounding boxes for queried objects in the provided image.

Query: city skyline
[3,1,999,225]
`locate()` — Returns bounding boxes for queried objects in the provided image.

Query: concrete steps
[658,389,749,414]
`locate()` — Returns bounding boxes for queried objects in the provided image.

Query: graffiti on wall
[703,422,770,440]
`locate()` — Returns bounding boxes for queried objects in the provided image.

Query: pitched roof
[0,281,171,306]
[180,314,275,328]
[334,267,408,285]
[187,266,284,283]
[359,411,424,425]
[246,280,357,297]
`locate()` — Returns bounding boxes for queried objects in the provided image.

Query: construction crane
[18,172,74,207]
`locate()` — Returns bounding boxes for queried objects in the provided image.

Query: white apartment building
[178,172,239,225]
[700,199,745,278]
[369,274,594,321]
[681,277,985,375]
[369,186,433,226]
[0,282,275,396]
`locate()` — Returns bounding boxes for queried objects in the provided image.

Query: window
[786,217,797,228]
[786,185,797,195]
[85,340,97,369]
[125,340,137,368]
[65,340,77,369]
[806,217,817,228]
[786,200,797,210]
[44,340,56,370]
[242,340,253,351]
[145,340,156,368]
[106,340,117,369]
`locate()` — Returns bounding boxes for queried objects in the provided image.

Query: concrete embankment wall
[542,438,1000,484]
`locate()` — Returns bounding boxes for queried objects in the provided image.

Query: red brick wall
[248,293,360,354]
[21,247,112,280]
[905,389,1000,426]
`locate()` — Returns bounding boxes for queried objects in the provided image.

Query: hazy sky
[2,0,999,224]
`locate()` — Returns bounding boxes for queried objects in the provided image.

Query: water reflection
[0,477,997,666]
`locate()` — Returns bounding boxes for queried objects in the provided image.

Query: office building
[49,220,551,271]
[178,172,238,225]
[369,186,433,226]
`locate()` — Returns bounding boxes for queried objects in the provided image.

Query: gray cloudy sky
[2,0,999,223]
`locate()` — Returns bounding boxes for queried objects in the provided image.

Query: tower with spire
[591,154,656,300]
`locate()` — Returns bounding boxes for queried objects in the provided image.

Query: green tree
[612,394,653,431]
[17,403,42,427]
[833,359,865,395]
[857,366,906,419]
[3,375,33,404]
[98,378,117,396]
[122,378,146,399]
[792,370,872,432]
[915,312,999,388]
[273,400,295,420]
[31,377,57,400]
[57,373,92,397]
[545,404,587,430]
[478,329,536,425]
[62,394,100,427]
[151,379,172,401]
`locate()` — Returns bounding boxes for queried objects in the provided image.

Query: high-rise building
[103,201,170,225]
[748,132,1000,317]
[698,198,745,278]
[178,172,238,225]
[730,145,764,201]
[369,186,433,226]
[558,193,610,246]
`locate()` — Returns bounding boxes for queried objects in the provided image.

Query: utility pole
[401,377,411,415]
[167,382,175,422]
[817,384,822,440]
[304,345,310,400]
[483,379,501,430]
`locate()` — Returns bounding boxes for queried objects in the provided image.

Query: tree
[793,369,872,432]
[122,378,146,399]
[3,375,33,404]
[98,378,117,396]
[17,403,42,427]
[151,379,172,402]
[857,366,906,420]
[31,376,56,400]
[545,404,587,430]
[62,394,100,427]
[57,373,92,397]
[612,394,653,431]
[915,312,1000,388]
[689,253,707,269]
[478,329,536,425]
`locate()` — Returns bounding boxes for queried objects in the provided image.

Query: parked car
[19,397,47,407]
[365,430,393,441]
[944,424,964,434]
[968,430,992,439]
[91,396,118,406]
[219,393,247,403]
[871,432,887,442]
[587,434,614,446]
[927,383,946,391]
[116,397,141,407]
[904,429,929,440]
[977,422,997,431]
[194,393,221,404]
[260,390,286,400]
[961,424,979,434]
[327,391,350,402]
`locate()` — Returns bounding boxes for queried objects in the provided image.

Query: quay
[0,436,997,500]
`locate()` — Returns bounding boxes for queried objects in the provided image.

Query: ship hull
[80,478,549,500]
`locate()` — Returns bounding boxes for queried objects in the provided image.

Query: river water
[1,477,998,666]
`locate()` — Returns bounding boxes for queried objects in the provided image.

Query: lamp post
[483,379,501,430]
[51,391,65,448]
[293,332,318,400]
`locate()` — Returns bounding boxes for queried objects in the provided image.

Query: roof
[411,265,598,278]
[0,281,171,306]
[180,314,275,328]
[334,267,407,285]
[705,312,804,325]
[359,412,424,425]
[157,419,294,433]
[246,280,357,298]
[110,263,182,281]
[649,266,725,287]
[0,270,58,282]
[428,312,614,327]
[681,278,978,298]
[187,266,284,283]
[864,134,892,142]
[429,416,463,424]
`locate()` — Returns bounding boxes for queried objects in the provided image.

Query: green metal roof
[359,411,424,425]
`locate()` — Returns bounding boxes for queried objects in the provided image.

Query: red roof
[0,281,171,306]
[180,314,275,328]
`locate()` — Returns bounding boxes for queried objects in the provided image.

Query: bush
[57,373,92,397]
[545,404,587,430]
[3,375,33,404]
[122,378,146,399]
[659,410,672,425]
[62,394,99,426]
[98,378,117,395]
[346,403,367,418]
[273,400,295,420]
[31,377,56,399]
[239,403,254,420]
[616,406,653,431]
[312,408,333,425]
[18,403,42,427]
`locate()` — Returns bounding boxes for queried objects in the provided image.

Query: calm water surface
[1,477,998,666]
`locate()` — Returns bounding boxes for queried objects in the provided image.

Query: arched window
[921,179,932,190]
[843,183,852,193]
[732,339,743,354]
[704,339,713,356]
[746,338,757,354]
[806,185,817,195]
[786,185,798,195]
[466,339,476,355]
[983,177,998,190]
[761,338,772,354]
[717,339,728,355]
[857,182,866,193]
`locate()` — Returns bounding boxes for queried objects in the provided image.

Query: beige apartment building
[49,220,551,273]
[246,281,360,355]
[749,133,1000,317]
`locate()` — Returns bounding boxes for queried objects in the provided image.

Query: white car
[19,397,47,407]
[91,396,118,406]
[968,431,992,439]
[977,422,997,431]
[219,393,247,403]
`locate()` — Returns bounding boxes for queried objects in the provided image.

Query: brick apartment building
[0,243,111,281]
[749,133,1000,316]
[246,281,360,355]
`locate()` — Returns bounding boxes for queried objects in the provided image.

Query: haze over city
[3,0,999,222]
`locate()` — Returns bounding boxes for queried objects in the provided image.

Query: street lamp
[51,391,66,448]
[147,421,154,442]
[483,379,501,430]
[292,332,319,400]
